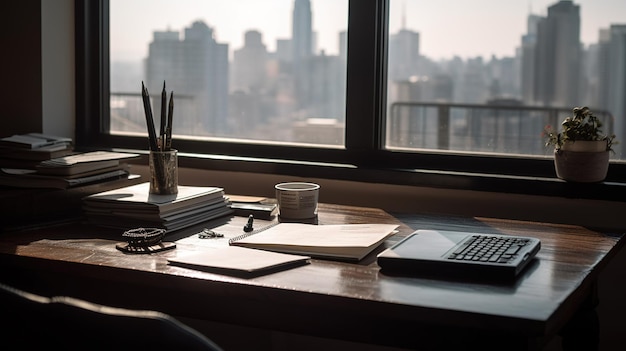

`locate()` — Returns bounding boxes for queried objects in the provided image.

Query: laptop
[377,229,541,280]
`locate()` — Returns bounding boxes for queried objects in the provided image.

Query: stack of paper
[82,182,233,232]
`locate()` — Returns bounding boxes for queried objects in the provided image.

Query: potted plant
[543,106,617,183]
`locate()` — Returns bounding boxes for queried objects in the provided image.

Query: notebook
[377,229,541,280]
[229,223,399,261]
[168,246,310,278]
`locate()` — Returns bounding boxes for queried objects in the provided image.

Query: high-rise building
[388,29,420,81]
[145,21,229,135]
[607,25,626,156]
[533,0,581,107]
[486,56,518,100]
[292,0,313,62]
[292,0,313,110]
[459,57,489,104]
[387,75,453,149]
[307,52,345,120]
[387,1,420,81]
[275,39,293,63]
[521,14,543,104]
[232,30,268,93]
[229,31,272,136]
[589,29,611,110]
[339,31,347,62]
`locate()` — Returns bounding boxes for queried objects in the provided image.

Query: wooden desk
[0,203,623,350]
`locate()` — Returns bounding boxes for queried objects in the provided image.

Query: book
[84,206,233,231]
[229,223,399,261]
[84,195,228,220]
[82,182,234,232]
[167,246,310,278]
[83,197,233,231]
[0,143,74,161]
[0,167,132,189]
[229,202,278,220]
[0,133,72,149]
[83,182,228,214]
[1,175,144,232]
[35,151,140,176]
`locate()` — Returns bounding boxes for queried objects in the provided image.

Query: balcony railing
[388,102,615,158]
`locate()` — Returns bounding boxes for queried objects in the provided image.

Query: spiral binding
[228,221,281,245]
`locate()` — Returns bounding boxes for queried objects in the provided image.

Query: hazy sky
[111,0,626,62]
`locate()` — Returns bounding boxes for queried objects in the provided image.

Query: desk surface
[1,203,623,350]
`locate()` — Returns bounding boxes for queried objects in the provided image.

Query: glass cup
[149,149,178,195]
[275,182,320,220]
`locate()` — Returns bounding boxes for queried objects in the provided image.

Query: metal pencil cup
[149,149,178,195]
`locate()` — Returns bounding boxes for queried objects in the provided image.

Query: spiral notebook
[229,223,399,261]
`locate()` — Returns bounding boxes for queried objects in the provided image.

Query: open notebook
[377,229,541,280]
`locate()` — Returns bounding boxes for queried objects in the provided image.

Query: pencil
[160,81,167,150]
[141,81,159,151]
[166,91,174,150]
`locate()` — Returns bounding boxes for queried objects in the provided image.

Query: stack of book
[82,182,233,232]
[0,133,74,169]
[1,177,144,232]
[0,133,139,189]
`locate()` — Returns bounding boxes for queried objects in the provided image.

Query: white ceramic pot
[554,140,610,183]
[559,140,608,152]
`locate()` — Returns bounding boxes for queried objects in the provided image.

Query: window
[76,0,626,190]
[385,0,626,160]
[109,0,348,147]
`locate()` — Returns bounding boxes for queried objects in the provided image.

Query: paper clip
[199,228,224,239]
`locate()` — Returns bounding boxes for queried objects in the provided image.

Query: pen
[141,81,159,151]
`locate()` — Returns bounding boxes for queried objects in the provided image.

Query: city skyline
[110,0,626,159]
[111,0,626,62]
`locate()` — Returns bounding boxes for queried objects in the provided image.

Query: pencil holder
[149,149,178,195]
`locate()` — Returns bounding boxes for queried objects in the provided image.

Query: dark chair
[0,282,223,350]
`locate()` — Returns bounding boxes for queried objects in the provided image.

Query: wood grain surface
[0,203,623,350]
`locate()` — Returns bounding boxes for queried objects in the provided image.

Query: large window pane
[386,0,626,160]
[110,0,348,147]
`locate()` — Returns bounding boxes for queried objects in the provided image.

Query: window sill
[124,151,626,204]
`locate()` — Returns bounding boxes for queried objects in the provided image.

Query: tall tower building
[339,30,347,62]
[146,21,229,135]
[591,29,611,109]
[292,0,313,62]
[607,25,626,156]
[388,29,420,81]
[533,0,581,107]
[388,5,420,81]
[291,0,314,111]
[521,14,543,104]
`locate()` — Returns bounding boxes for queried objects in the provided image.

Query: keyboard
[446,235,533,264]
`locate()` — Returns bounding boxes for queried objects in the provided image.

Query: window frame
[75,0,626,202]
